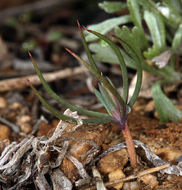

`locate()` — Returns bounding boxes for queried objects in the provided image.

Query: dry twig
[84,164,170,190]
[0,66,87,92]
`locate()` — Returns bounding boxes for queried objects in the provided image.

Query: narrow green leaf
[152,82,182,122]
[86,28,128,104]
[144,10,166,54]
[89,43,137,69]
[127,0,148,49]
[112,33,142,108]
[94,89,112,115]
[99,84,116,114]
[160,0,182,27]
[164,0,182,14]
[172,23,182,51]
[77,21,98,71]
[29,52,108,118]
[98,1,127,13]
[127,0,142,29]
[86,15,131,42]
[27,78,113,124]
[27,78,77,123]
[65,48,126,118]
[139,0,180,29]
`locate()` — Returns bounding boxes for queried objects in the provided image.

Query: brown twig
[0,66,87,92]
[84,164,170,190]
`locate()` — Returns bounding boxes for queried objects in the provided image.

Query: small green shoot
[28,22,143,168]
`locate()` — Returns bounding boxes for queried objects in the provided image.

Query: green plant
[27,21,143,168]
[86,0,182,122]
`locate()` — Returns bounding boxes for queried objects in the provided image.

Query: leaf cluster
[86,0,182,122]
[28,22,142,128]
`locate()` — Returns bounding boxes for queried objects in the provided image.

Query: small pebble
[157,147,182,163]
[98,149,128,174]
[17,115,32,134]
[140,174,158,188]
[9,102,22,110]
[123,181,140,190]
[0,124,10,140]
[0,97,7,109]
[18,115,31,125]
[108,168,125,190]
[145,100,155,112]
[20,123,32,134]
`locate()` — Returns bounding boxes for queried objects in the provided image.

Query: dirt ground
[0,0,182,189]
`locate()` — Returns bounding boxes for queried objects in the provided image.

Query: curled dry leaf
[152,50,171,69]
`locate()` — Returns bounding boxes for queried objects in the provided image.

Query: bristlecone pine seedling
[28,21,142,168]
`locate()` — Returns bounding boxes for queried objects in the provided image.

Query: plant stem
[121,121,137,168]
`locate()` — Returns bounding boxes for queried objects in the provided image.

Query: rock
[145,100,155,112]
[156,147,182,163]
[123,181,141,190]
[20,123,32,134]
[18,115,31,124]
[17,115,32,134]
[37,122,54,137]
[108,168,125,190]
[60,124,111,181]
[0,97,7,109]
[0,124,10,140]
[139,174,158,189]
[98,149,128,174]
[9,102,22,110]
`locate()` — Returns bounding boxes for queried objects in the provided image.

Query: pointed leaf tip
[28,51,33,59]
[65,48,74,55]
[77,20,82,31]
[82,25,90,32]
